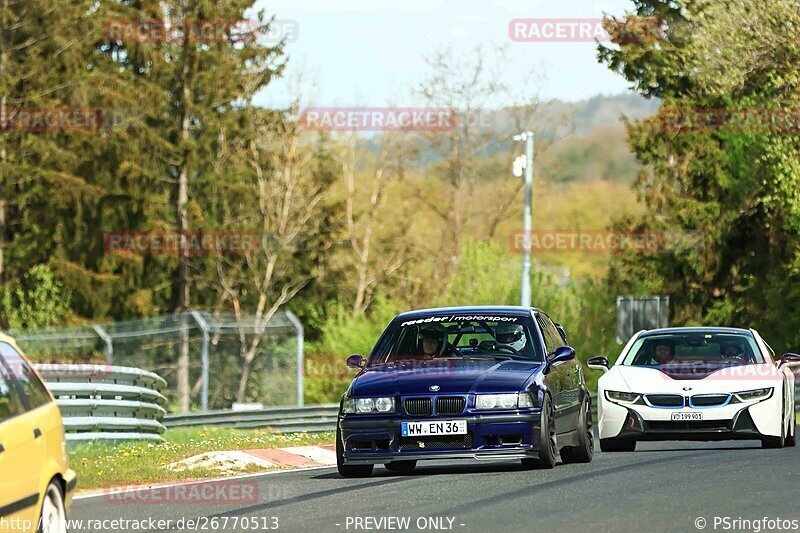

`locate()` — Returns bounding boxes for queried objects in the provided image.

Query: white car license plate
[401,420,467,437]
[671,412,703,421]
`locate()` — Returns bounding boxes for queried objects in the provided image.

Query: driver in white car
[654,343,676,365]
[722,342,754,362]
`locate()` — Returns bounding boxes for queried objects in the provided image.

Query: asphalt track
[71,438,800,533]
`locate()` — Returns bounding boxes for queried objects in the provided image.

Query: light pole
[513,131,534,307]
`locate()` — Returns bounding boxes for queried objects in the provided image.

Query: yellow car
[0,333,76,533]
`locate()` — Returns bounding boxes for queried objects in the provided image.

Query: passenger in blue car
[496,323,527,353]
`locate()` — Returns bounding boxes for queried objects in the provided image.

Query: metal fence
[616,296,670,344]
[35,364,167,443]
[8,310,304,413]
[164,404,339,433]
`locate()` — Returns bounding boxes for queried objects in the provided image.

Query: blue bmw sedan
[336,306,594,477]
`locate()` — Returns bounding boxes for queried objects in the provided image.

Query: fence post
[284,310,304,407]
[92,325,113,366]
[190,310,210,412]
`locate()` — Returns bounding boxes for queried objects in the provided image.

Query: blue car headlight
[343,396,395,414]
[475,393,534,410]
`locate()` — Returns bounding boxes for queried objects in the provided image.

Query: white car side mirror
[587,356,610,373]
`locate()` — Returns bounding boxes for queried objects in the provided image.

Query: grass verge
[69,427,335,492]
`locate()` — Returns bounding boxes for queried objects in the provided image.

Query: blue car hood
[350,358,543,396]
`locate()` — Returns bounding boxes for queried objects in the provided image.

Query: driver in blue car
[419,324,449,358]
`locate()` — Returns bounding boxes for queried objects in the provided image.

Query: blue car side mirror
[346,354,365,369]
[549,346,576,365]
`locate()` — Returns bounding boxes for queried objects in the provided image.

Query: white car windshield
[621,332,765,367]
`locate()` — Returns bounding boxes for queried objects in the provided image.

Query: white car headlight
[476,393,533,410]
[733,388,773,402]
[343,396,395,414]
[605,390,641,404]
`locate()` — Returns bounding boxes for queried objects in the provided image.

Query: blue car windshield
[369,315,544,364]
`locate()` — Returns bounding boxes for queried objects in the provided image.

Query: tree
[598,0,800,348]
[337,130,413,314]
[141,2,286,410]
[211,102,339,402]
[1,264,71,329]
[414,45,545,294]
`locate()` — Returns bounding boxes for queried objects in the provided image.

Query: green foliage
[539,126,640,184]
[308,295,404,358]
[439,241,519,306]
[304,296,403,404]
[0,265,71,329]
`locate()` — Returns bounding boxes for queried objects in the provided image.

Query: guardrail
[164,404,340,433]
[35,364,168,443]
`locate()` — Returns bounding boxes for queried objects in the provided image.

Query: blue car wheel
[522,394,556,469]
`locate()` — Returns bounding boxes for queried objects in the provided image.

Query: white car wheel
[762,391,786,449]
[39,482,67,533]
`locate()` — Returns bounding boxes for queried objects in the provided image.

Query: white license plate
[401,420,467,437]
[671,412,703,421]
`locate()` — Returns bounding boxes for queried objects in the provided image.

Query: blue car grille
[399,434,474,451]
[436,396,466,415]
[404,398,433,416]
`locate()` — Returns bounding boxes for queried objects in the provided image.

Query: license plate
[401,420,467,437]
[671,412,703,421]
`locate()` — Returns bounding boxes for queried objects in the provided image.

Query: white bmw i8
[589,327,799,451]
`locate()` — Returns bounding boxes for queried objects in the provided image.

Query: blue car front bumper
[338,410,543,465]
